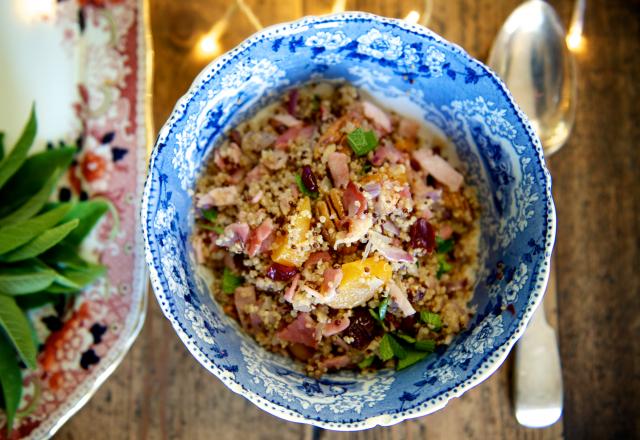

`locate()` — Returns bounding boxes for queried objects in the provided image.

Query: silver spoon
[487,0,583,428]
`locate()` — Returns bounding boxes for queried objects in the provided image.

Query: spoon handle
[514,260,563,428]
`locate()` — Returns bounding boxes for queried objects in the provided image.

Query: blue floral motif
[313,52,345,65]
[220,59,285,90]
[356,28,403,60]
[397,44,420,69]
[422,365,456,385]
[425,46,446,77]
[142,12,554,431]
[305,31,351,50]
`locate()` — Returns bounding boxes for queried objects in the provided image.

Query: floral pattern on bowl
[142,12,554,430]
[0,0,148,438]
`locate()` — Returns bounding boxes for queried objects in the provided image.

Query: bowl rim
[141,11,556,430]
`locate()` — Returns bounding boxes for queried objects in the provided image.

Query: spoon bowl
[488,0,576,155]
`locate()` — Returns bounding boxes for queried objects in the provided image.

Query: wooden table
[56,1,639,438]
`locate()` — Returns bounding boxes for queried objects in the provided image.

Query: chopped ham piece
[321,354,352,370]
[283,274,301,302]
[246,164,267,183]
[333,216,372,249]
[412,148,464,191]
[388,281,416,317]
[228,169,245,184]
[213,142,242,171]
[363,101,392,133]
[343,181,367,217]
[196,186,239,207]
[246,219,274,257]
[235,286,258,329]
[322,316,350,337]
[368,231,415,263]
[275,125,314,149]
[321,268,343,298]
[407,167,429,201]
[303,251,332,269]
[217,222,250,248]
[273,113,302,128]
[372,143,405,166]
[327,152,350,188]
[223,253,237,271]
[439,224,453,240]
[277,312,318,348]
[398,118,420,138]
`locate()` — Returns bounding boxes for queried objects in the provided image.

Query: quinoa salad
[192,82,480,376]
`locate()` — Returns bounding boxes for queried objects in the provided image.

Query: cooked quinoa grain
[193,83,479,376]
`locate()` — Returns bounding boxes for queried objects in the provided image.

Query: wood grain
[55,0,639,439]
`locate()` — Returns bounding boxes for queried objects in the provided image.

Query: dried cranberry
[301,165,319,193]
[410,218,436,252]
[229,129,242,147]
[399,314,418,334]
[410,158,421,171]
[343,308,378,349]
[266,263,298,281]
[287,88,299,116]
[268,119,288,134]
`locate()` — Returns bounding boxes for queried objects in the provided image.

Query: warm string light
[566,26,585,53]
[331,0,346,14]
[404,10,420,24]
[566,0,586,54]
[16,0,56,22]
[196,2,238,59]
[196,0,435,60]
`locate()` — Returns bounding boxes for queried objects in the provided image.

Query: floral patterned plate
[0,1,149,438]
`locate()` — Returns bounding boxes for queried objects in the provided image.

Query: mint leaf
[61,200,111,246]
[2,219,79,262]
[0,264,56,295]
[0,132,4,161]
[388,333,407,359]
[0,105,36,190]
[347,128,378,156]
[358,356,375,369]
[0,295,37,369]
[397,349,429,370]
[0,147,75,215]
[396,333,416,344]
[415,339,436,352]
[436,254,452,279]
[0,333,22,434]
[222,268,243,294]
[436,236,454,254]
[0,204,72,255]
[420,311,443,332]
[378,334,395,361]
[0,169,60,228]
[201,208,218,222]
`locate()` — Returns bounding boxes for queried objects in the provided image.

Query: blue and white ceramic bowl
[141,12,555,430]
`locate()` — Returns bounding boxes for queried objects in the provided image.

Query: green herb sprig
[0,107,110,434]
